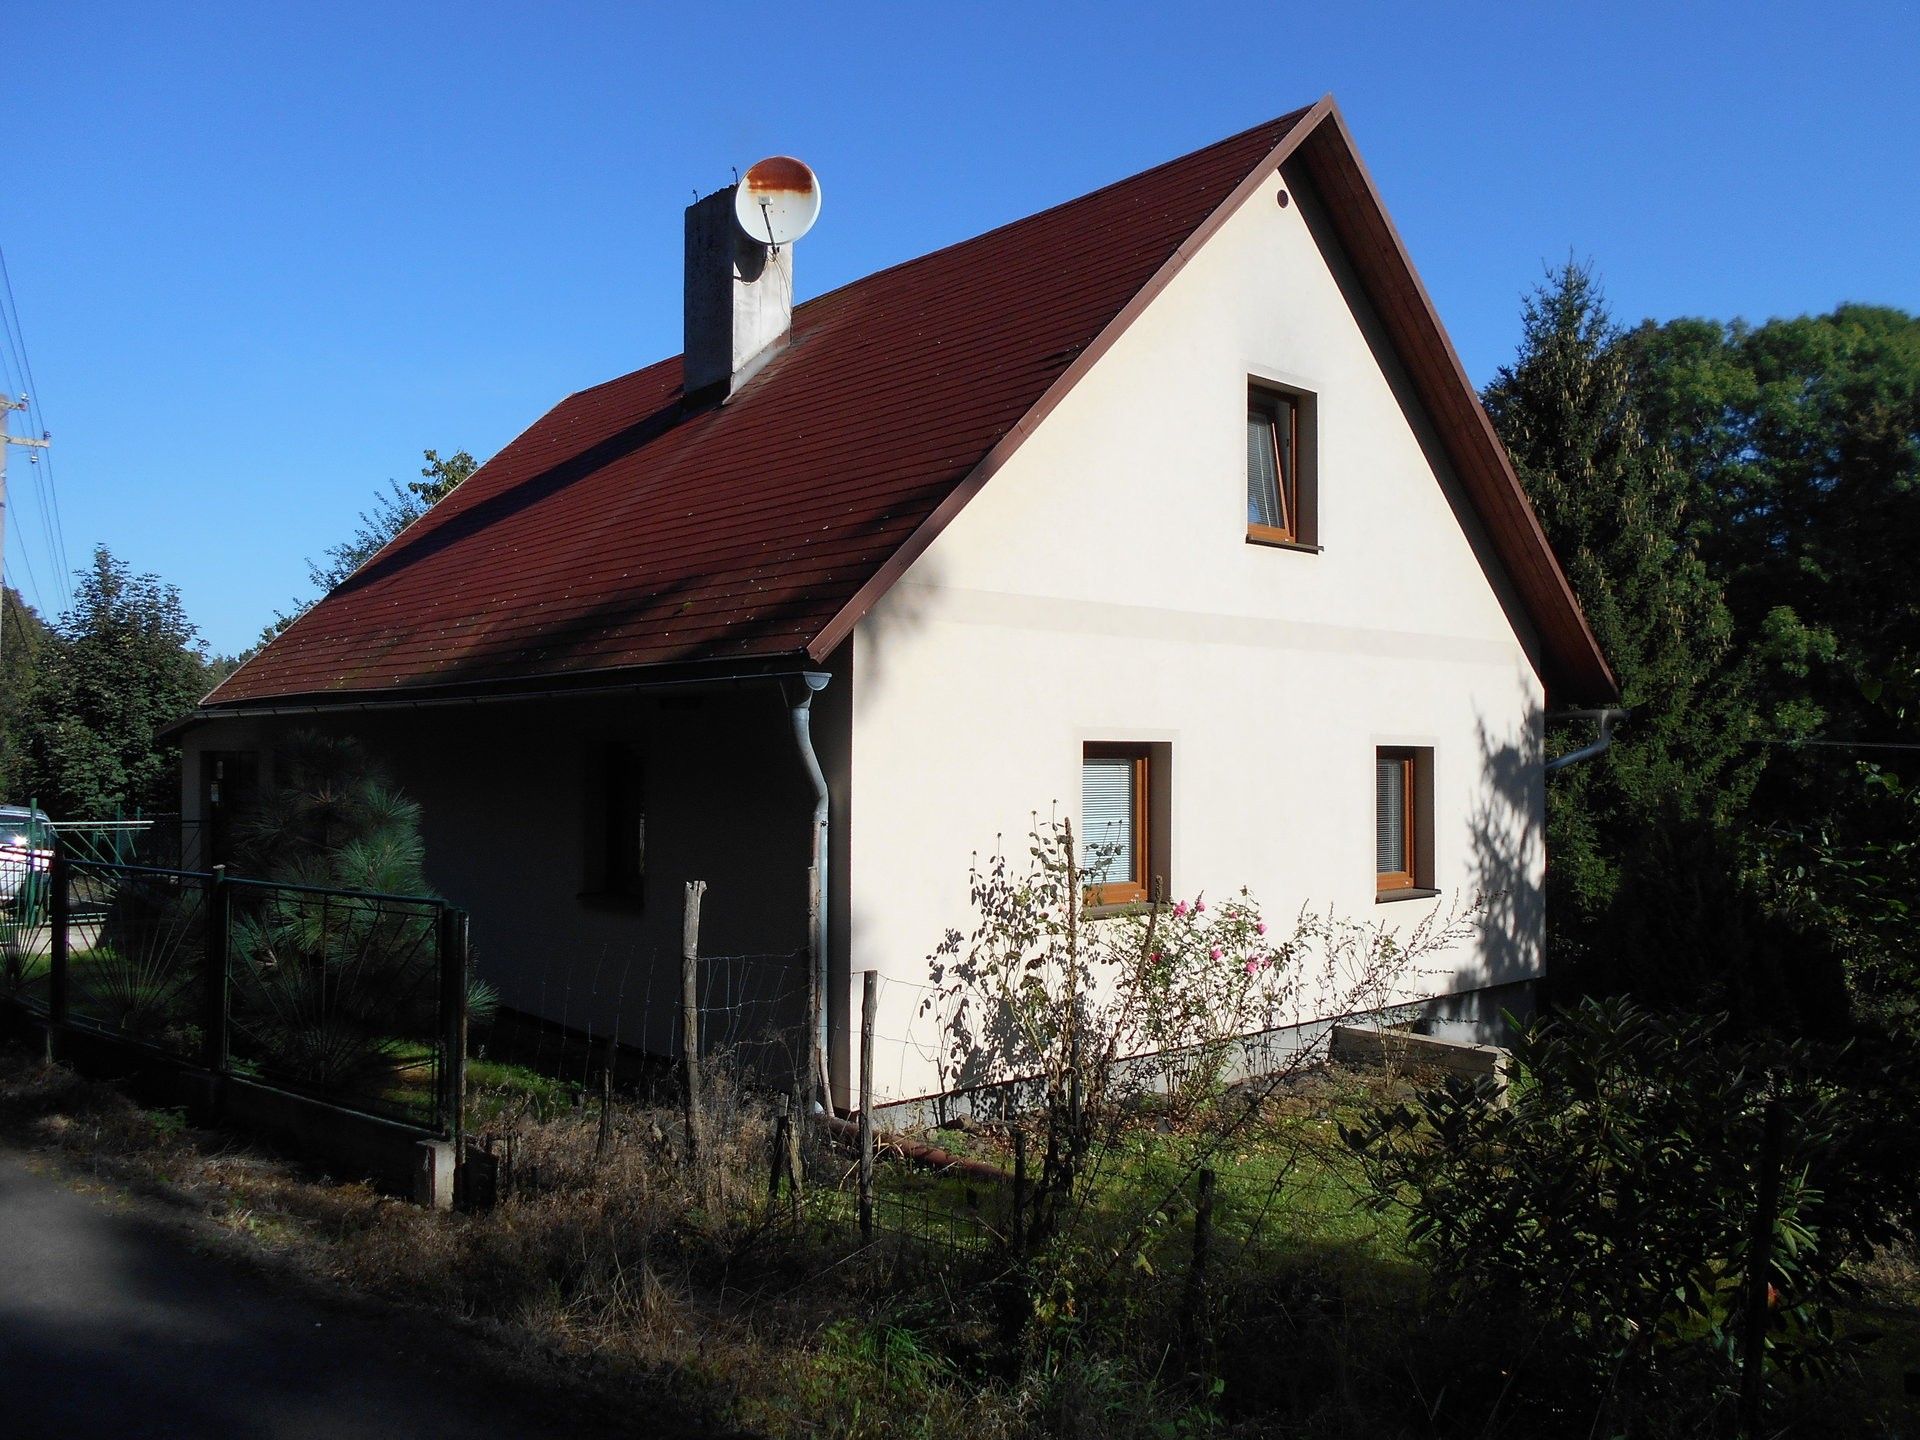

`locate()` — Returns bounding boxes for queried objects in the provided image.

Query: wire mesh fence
[224,876,453,1129]
[475,945,814,1100]
[62,858,210,1061]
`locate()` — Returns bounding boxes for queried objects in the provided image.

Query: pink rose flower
[1243,959,1258,975]
[1256,922,1267,936]
[1172,901,1188,918]
[1210,946,1223,961]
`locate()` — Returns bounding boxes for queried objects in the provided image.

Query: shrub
[225,731,470,1099]
[1343,997,1851,1427]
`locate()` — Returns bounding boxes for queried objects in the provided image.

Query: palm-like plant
[225,732,478,1107]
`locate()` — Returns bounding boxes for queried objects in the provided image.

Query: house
[175,97,1617,1110]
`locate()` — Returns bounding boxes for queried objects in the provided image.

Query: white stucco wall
[843,165,1548,1104]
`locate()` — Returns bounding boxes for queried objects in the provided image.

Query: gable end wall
[844,159,1546,1104]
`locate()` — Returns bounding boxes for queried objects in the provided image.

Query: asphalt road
[0,1150,654,1439]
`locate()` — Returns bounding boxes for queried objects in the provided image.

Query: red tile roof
[209,101,1616,707]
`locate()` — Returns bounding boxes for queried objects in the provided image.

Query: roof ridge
[558,106,1317,406]
[790,105,1317,315]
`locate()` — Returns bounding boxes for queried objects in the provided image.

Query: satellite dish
[734,156,822,247]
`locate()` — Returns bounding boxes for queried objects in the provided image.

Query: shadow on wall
[1465,699,1546,996]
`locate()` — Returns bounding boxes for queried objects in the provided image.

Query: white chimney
[682,158,820,400]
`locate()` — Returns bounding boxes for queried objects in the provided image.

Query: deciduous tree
[265,447,477,641]
[22,547,208,818]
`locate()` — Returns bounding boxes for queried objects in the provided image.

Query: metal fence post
[437,907,471,1148]
[46,837,69,1034]
[1184,1167,1216,1355]
[202,865,231,1077]
[1741,1097,1787,1438]
[858,969,876,1240]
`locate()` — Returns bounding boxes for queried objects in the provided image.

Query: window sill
[1083,901,1152,921]
[1245,534,1322,555]
[1375,886,1440,905]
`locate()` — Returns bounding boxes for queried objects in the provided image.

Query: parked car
[0,805,54,916]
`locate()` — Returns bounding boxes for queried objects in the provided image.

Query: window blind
[1376,756,1407,874]
[1082,756,1137,885]
[1247,409,1283,529]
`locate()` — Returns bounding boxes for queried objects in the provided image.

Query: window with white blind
[1375,746,1432,895]
[1081,743,1157,906]
[1247,383,1315,547]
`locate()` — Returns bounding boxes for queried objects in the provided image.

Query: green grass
[857,1067,1414,1281]
[466,1056,575,1124]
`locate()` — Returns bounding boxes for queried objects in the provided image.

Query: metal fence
[2,840,469,1136]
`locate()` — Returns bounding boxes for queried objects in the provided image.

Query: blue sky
[5,1,1916,656]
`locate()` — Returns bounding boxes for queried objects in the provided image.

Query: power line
[1745,738,1920,753]
[5,515,47,617]
[0,247,69,607]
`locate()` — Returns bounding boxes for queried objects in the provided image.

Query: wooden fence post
[46,838,69,1039]
[595,1062,615,1164]
[858,969,876,1240]
[785,1068,806,1219]
[202,865,231,1078]
[681,880,707,1166]
[1184,1167,1216,1354]
[769,1091,790,1202]
[1741,1098,1787,1438]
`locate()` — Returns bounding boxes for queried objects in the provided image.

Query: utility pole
[0,394,52,667]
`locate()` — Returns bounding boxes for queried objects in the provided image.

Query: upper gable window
[1247,383,1316,548]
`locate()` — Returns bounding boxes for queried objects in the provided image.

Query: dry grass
[10,1033,1911,1439]
[0,1038,1037,1439]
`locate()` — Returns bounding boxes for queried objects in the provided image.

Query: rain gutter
[784,673,834,1111]
[159,664,812,740]
[1545,707,1631,773]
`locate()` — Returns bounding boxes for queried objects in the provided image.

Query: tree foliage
[1480,264,1827,1021]
[1627,305,1920,737]
[1346,999,1855,1431]
[19,547,209,819]
[0,585,49,800]
[1619,305,1920,1031]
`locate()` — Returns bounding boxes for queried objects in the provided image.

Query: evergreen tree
[1482,265,1823,1020]
[21,548,208,819]
[226,730,493,1093]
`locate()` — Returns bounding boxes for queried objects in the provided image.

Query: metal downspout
[1545,707,1631,773]
[785,673,833,1111]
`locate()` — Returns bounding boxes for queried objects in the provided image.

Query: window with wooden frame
[1247,385,1306,545]
[1081,743,1154,906]
[1375,746,1435,896]
[583,742,647,902]
[1375,749,1416,891]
